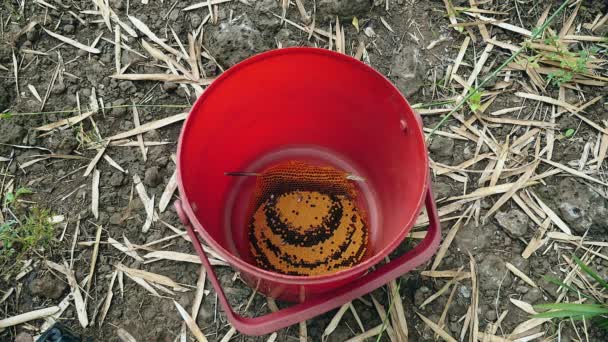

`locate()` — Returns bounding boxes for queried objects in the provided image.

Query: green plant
[4,187,32,205]
[534,256,608,330]
[0,208,56,275]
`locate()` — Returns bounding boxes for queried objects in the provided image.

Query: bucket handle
[175,183,441,336]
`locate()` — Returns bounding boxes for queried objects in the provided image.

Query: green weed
[0,207,56,276]
[534,256,608,330]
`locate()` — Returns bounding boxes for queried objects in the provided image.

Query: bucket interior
[178,48,428,276]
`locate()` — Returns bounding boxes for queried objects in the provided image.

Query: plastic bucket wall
[177,48,429,301]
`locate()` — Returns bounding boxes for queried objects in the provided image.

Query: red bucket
[175,48,441,335]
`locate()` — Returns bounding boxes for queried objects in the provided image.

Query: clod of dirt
[162,81,178,92]
[45,129,79,154]
[14,332,34,342]
[317,0,372,20]
[390,46,425,97]
[144,166,162,187]
[206,15,269,68]
[428,136,454,158]
[254,0,282,33]
[454,222,493,252]
[29,274,68,299]
[0,121,25,144]
[522,287,543,303]
[190,13,203,28]
[484,310,497,322]
[0,83,12,112]
[62,24,75,34]
[119,81,137,94]
[495,209,529,237]
[478,255,512,291]
[413,285,431,306]
[110,172,124,187]
[554,178,608,234]
[432,181,452,199]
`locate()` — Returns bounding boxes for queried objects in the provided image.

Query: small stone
[119,81,136,94]
[0,122,26,144]
[516,285,529,294]
[455,222,493,252]
[144,166,162,187]
[110,99,128,116]
[162,82,178,92]
[390,46,426,97]
[190,13,202,28]
[485,310,497,322]
[414,286,431,306]
[14,332,34,342]
[495,209,529,237]
[26,30,39,42]
[428,136,454,158]
[459,285,471,299]
[555,178,608,234]
[109,213,123,225]
[63,24,75,34]
[523,287,543,303]
[478,255,512,291]
[29,274,68,299]
[110,172,124,187]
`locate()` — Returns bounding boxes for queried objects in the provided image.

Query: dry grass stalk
[91,169,100,219]
[159,168,178,212]
[35,111,94,131]
[437,282,458,339]
[431,208,471,270]
[0,306,60,329]
[128,16,183,58]
[340,325,381,342]
[98,270,118,327]
[191,267,207,320]
[84,143,107,177]
[266,333,278,342]
[124,271,161,297]
[322,303,350,340]
[481,116,556,128]
[370,295,397,341]
[108,113,188,140]
[220,327,236,342]
[43,29,100,53]
[108,237,143,261]
[0,288,14,306]
[541,158,608,186]
[522,217,551,259]
[420,271,467,308]
[469,254,478,342]
[515,92,578,112]
[299,321,308,342]
[27,84,43,103]
[183,0,231,11]
[131,105,147,161]
[464,12,532,37]
[86,224,103,301]
[143,250,229,266]
[388,279,408,340]
[416,312,457,342]
[483,161,539,220]
[529,191,572,234]
[421,270,471,278]
[508,318,550,337]
[64,262,89,327]
[116,263,188,291]
[490,137,510,187]
[117,328,138,342]
[380,17,394,33]
[509,298,536,315]
[103,155,127,173]
[505,262,537,288]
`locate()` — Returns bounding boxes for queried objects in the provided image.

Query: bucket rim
[176,47,429,285]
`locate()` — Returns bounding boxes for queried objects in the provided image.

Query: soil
[1,0,608,341]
